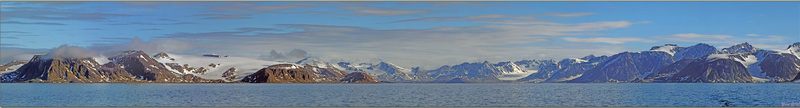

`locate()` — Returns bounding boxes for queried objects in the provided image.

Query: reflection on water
[1,83,798,107]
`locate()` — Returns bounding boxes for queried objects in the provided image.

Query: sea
[1,83,798,107]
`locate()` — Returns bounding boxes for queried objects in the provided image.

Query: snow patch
[0,64,25,74]
[497,70,538,80]
[279,65,300,69]
[571,58,588,64]
[93,56,111,65]
[554,74,582,82]
[158,53,281,80]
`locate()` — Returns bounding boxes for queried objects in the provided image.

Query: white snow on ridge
[93,56,111,65]
[383,62,412,74]
[707,54,732,60]
[497,70,538,80]
[775,46,800,60]
[571,58,588,64]
[707,54,758,68]
[553,74,582,82]
[0,64,25,74]
[157,53,282,80]
[651,45,678,55]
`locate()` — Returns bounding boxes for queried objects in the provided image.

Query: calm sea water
[1,83,798,107]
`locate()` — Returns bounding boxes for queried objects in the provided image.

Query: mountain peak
[153,52,170,58]
[721,42,758,54]
[789,42,800,49]
[650,44,683,56]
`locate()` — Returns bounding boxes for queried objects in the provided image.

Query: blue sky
[1,2,798,67]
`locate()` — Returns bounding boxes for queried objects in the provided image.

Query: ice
[158,53,281,80]
[497,70,538,80]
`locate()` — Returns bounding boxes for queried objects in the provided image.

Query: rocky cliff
[340,72,379,83]
[240,64,314,83]
[1,55,143,83]
[664,59,754,83]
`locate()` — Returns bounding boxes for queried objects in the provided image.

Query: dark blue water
[1,83,798,107]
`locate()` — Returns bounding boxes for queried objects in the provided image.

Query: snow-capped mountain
[296,57,334,69]
[662,57,754,83]
[426,61,503,83]
[570,51,673,83]
[640,43,800,83]
[153,52,283,81]
[367,62,412,75]
[294,58,430,82]
[721,42,759,54]
[110,50,185,81]
[540,55,608,82]
[782,42,800,59]
[650,44,682,55]
[672,43,719,61]
[4,42,799,83]
[516,60,559,82]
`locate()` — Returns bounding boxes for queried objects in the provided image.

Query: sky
[1,2,799,68]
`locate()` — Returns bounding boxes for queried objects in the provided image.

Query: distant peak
[732,42,752,46]
[153,52,170,58]
[693,43,712,47]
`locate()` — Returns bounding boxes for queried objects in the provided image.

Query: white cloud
[653,33,735,44]
[751,44,789,51]
[343,6,432,16]
[562,37,657,44]
[653,33,796,51]
[546,12,595,17]
[390,14,560,25]
[154,20,643,67]
[746,34,761,36]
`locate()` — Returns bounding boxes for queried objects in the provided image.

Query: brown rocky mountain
[1,55,144,83]
[301,64,349,82]
[340,72,379,83]
[1,51,224,83]
[240,64,315,83]
[240,64,374,83]
[109,50,184,82]
[153,52,175,61]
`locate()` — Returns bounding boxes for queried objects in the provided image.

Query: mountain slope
[570,51,674,83]
[673,43,718,61]
[1,55,142,83]
[664,58,754,83]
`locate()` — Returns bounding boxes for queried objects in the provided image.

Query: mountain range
[2,42,799,83]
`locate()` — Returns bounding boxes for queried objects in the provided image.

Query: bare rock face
[240,64,314,83]
[152,52,175,61]
[1,55,144,83]
[645,58,701,82]
[209,63,219,68]
[665,59,754,83]
[760,53,800,82]
[110,50,182,82]
[222,67,237,81]
[570,51,674,83]
[340,72,379,83]
[164,63,187,74]
[301,64,349,82]
[182,74,225,83]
